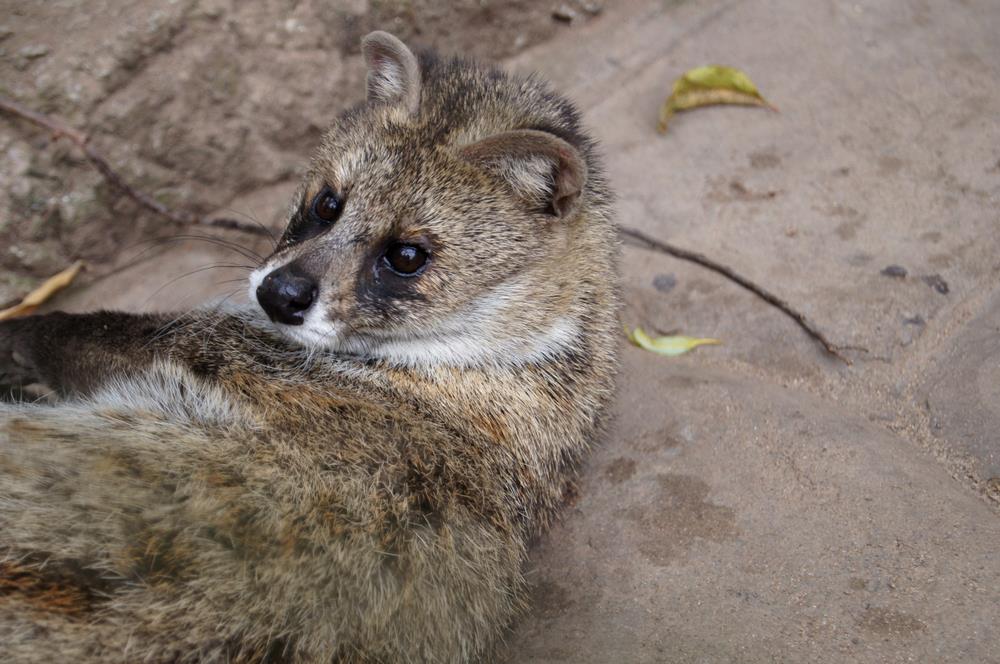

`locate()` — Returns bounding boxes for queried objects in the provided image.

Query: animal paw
[0,319,50,401]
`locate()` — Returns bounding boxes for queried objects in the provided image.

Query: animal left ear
[361,31,421,116]
[458,129,588,219]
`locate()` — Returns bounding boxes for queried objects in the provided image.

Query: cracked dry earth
[3,0,1000,662]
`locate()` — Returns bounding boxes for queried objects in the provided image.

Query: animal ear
[458,129,588,219]
[360,31,421,115]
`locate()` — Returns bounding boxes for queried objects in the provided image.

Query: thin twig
[0,94,271,237]
[619,225,852,364]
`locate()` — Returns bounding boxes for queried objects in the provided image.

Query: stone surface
[918,290,1000,480]
[8,0,1000,661]
[503,349,1000,663]
[502,0,1000,661]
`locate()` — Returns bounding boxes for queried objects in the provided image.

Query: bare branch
[0,94,271,237]
[619,225,854,364]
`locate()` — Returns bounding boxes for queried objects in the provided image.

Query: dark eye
[383,243,429,276]
[310,186,342,224]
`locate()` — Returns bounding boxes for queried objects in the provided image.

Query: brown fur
[0,32,618,663]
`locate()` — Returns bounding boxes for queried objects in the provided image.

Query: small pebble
[652,273,677,293]
[18,44,50,59]
[553,4,577,22]
[581,1,604,14]
[847,252,873,267]
[921,274,949,294]
[880,264,907,278]
[900,315,926,346]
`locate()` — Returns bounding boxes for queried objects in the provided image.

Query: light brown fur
[0,32,618,663]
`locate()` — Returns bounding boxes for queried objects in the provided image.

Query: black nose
[256,265,318,326]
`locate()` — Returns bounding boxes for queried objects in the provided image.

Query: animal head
[249,32,614,368]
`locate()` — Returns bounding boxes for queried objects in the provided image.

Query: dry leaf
[626,326,721,356]
[0,261,84,320]
[658,65,777,133]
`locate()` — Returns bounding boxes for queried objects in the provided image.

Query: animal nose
[256,265,318,326]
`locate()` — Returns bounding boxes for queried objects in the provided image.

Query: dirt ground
[3,0,1000,662]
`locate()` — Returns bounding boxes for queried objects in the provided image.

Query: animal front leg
[0,311,171,399]
[0,317,52,401]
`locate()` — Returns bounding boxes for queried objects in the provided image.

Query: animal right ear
[458,129,588,219]
[361,31,421,116]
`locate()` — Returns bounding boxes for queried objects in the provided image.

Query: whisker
[163,234,267,264]
[126,234,268,265]
[206,288,243,318]
[141,264,254,309]
[214,276,255,287]
[121,233,261,262]
[216,207,280,249]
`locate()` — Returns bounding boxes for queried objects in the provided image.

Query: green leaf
[626,326,721,356]
[657,65,777,133]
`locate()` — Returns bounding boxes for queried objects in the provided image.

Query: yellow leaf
[626,326,721,357]
[0,261,85,320]
[658,65,777,133]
